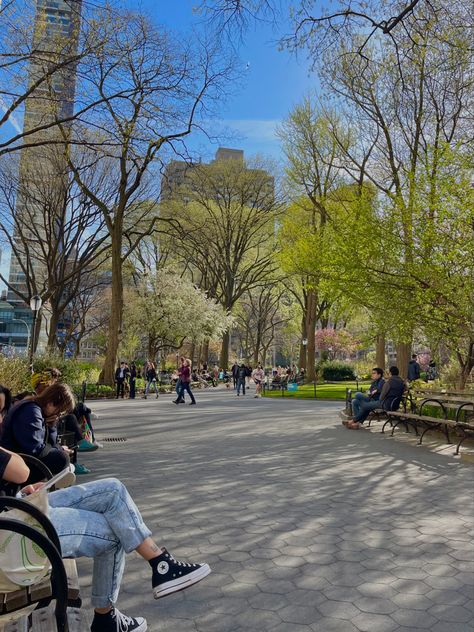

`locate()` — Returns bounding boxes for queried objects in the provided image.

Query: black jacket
[380,376,406,410]
[115,367,130,382]
[407,360,421,381]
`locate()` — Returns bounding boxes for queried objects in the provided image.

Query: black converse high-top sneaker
[90,608,147,632]
[151,548,211,599]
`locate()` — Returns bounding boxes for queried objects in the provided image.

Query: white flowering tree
[123,270,233,361]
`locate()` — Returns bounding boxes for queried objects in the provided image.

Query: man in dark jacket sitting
[346,366,406,430]
[350,368,385,420]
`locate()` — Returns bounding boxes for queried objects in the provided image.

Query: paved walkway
[76,387,474,632]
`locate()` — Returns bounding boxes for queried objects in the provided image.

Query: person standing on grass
[174,359,196,406]
[252,364,265,398]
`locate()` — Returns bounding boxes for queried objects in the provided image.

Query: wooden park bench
[382,392,474,455]
[269,376,288,391]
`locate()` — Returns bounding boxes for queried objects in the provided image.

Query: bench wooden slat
[1,559,80,615]
[31,606,87,632]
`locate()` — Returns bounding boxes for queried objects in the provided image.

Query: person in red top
[173,359,196,405]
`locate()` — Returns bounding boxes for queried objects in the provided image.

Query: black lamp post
[176,352,179,370]
[29,295,42,373]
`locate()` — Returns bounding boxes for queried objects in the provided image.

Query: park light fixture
[302,338,308,346]
[29,295,43,372]
[30,295,43,312]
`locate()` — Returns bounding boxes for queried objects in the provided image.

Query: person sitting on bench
[349,368,385,420]
[347,366,405,430]
[0,447,211,632]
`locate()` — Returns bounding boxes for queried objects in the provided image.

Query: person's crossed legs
[347,399,381,429]
[49,478,210,632]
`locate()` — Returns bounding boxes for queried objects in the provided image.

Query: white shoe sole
[132,620,147,632]
[153,564,211,599]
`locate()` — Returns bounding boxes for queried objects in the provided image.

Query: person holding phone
[0,383,74,479]
[0,448,211,632]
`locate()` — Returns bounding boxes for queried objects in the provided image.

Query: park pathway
[76,386,474,632]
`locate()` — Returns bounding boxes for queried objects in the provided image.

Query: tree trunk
[100,235,123,385]
[202,339,210,366]
[375,334,386,370]
[219,330,229,368]
[396,341,411,380]
[457,342,474,390]
[46,306,60,352]
[306,288,317,382]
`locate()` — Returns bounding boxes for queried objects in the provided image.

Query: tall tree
[60,11,233,383]
[163,156,281,368]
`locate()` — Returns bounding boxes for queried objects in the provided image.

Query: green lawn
[263,381,371,400]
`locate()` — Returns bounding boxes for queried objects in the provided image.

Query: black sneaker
[151,547,211,599]
[91,608,147,632]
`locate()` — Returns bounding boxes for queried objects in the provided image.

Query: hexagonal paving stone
[248,591,288,611]
[390,578,432,594]
[351,612,399,632]
[354,596,397,614]
[423,563,458,577]
[391,591,435,610]
[279,604,322,625]
[392,566,428,580]
[258,579,296,595]
[428,604,473,623]
[311,617,360,632]
[287,588,327,606]
[323,586,362,603]
[390,608,439,628]
[318,600,361,620]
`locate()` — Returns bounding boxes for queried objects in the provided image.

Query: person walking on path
[236,364,247,396]
[115,362,129,399]
[231,362,239,390]
[174,359,196,405]
[144,363,159,399]
[175,356,185,403]
[252,364,265,398]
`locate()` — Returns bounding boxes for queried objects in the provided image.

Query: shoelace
[111,608,137,632]
[167,552,194,568]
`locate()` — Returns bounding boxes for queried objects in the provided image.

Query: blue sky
[135,0,315,163]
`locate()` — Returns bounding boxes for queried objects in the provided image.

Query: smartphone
[20,466,74,496]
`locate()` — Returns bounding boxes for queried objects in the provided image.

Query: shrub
[319,361,356,381]
[0,356,31,394]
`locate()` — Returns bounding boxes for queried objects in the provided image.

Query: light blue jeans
[49,478,152,607]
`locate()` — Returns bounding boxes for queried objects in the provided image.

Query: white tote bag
[0,489,51,592]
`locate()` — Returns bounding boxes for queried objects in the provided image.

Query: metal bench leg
[381,418,393,434]
[455,431,468,455]
[418,423,440,445]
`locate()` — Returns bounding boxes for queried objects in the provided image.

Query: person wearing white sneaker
[1,451,211,632]
[252,363,265,399]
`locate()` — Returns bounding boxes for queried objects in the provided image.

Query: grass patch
[263,381,371,400]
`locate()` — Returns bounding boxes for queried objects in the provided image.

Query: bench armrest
[0,517,68,630]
